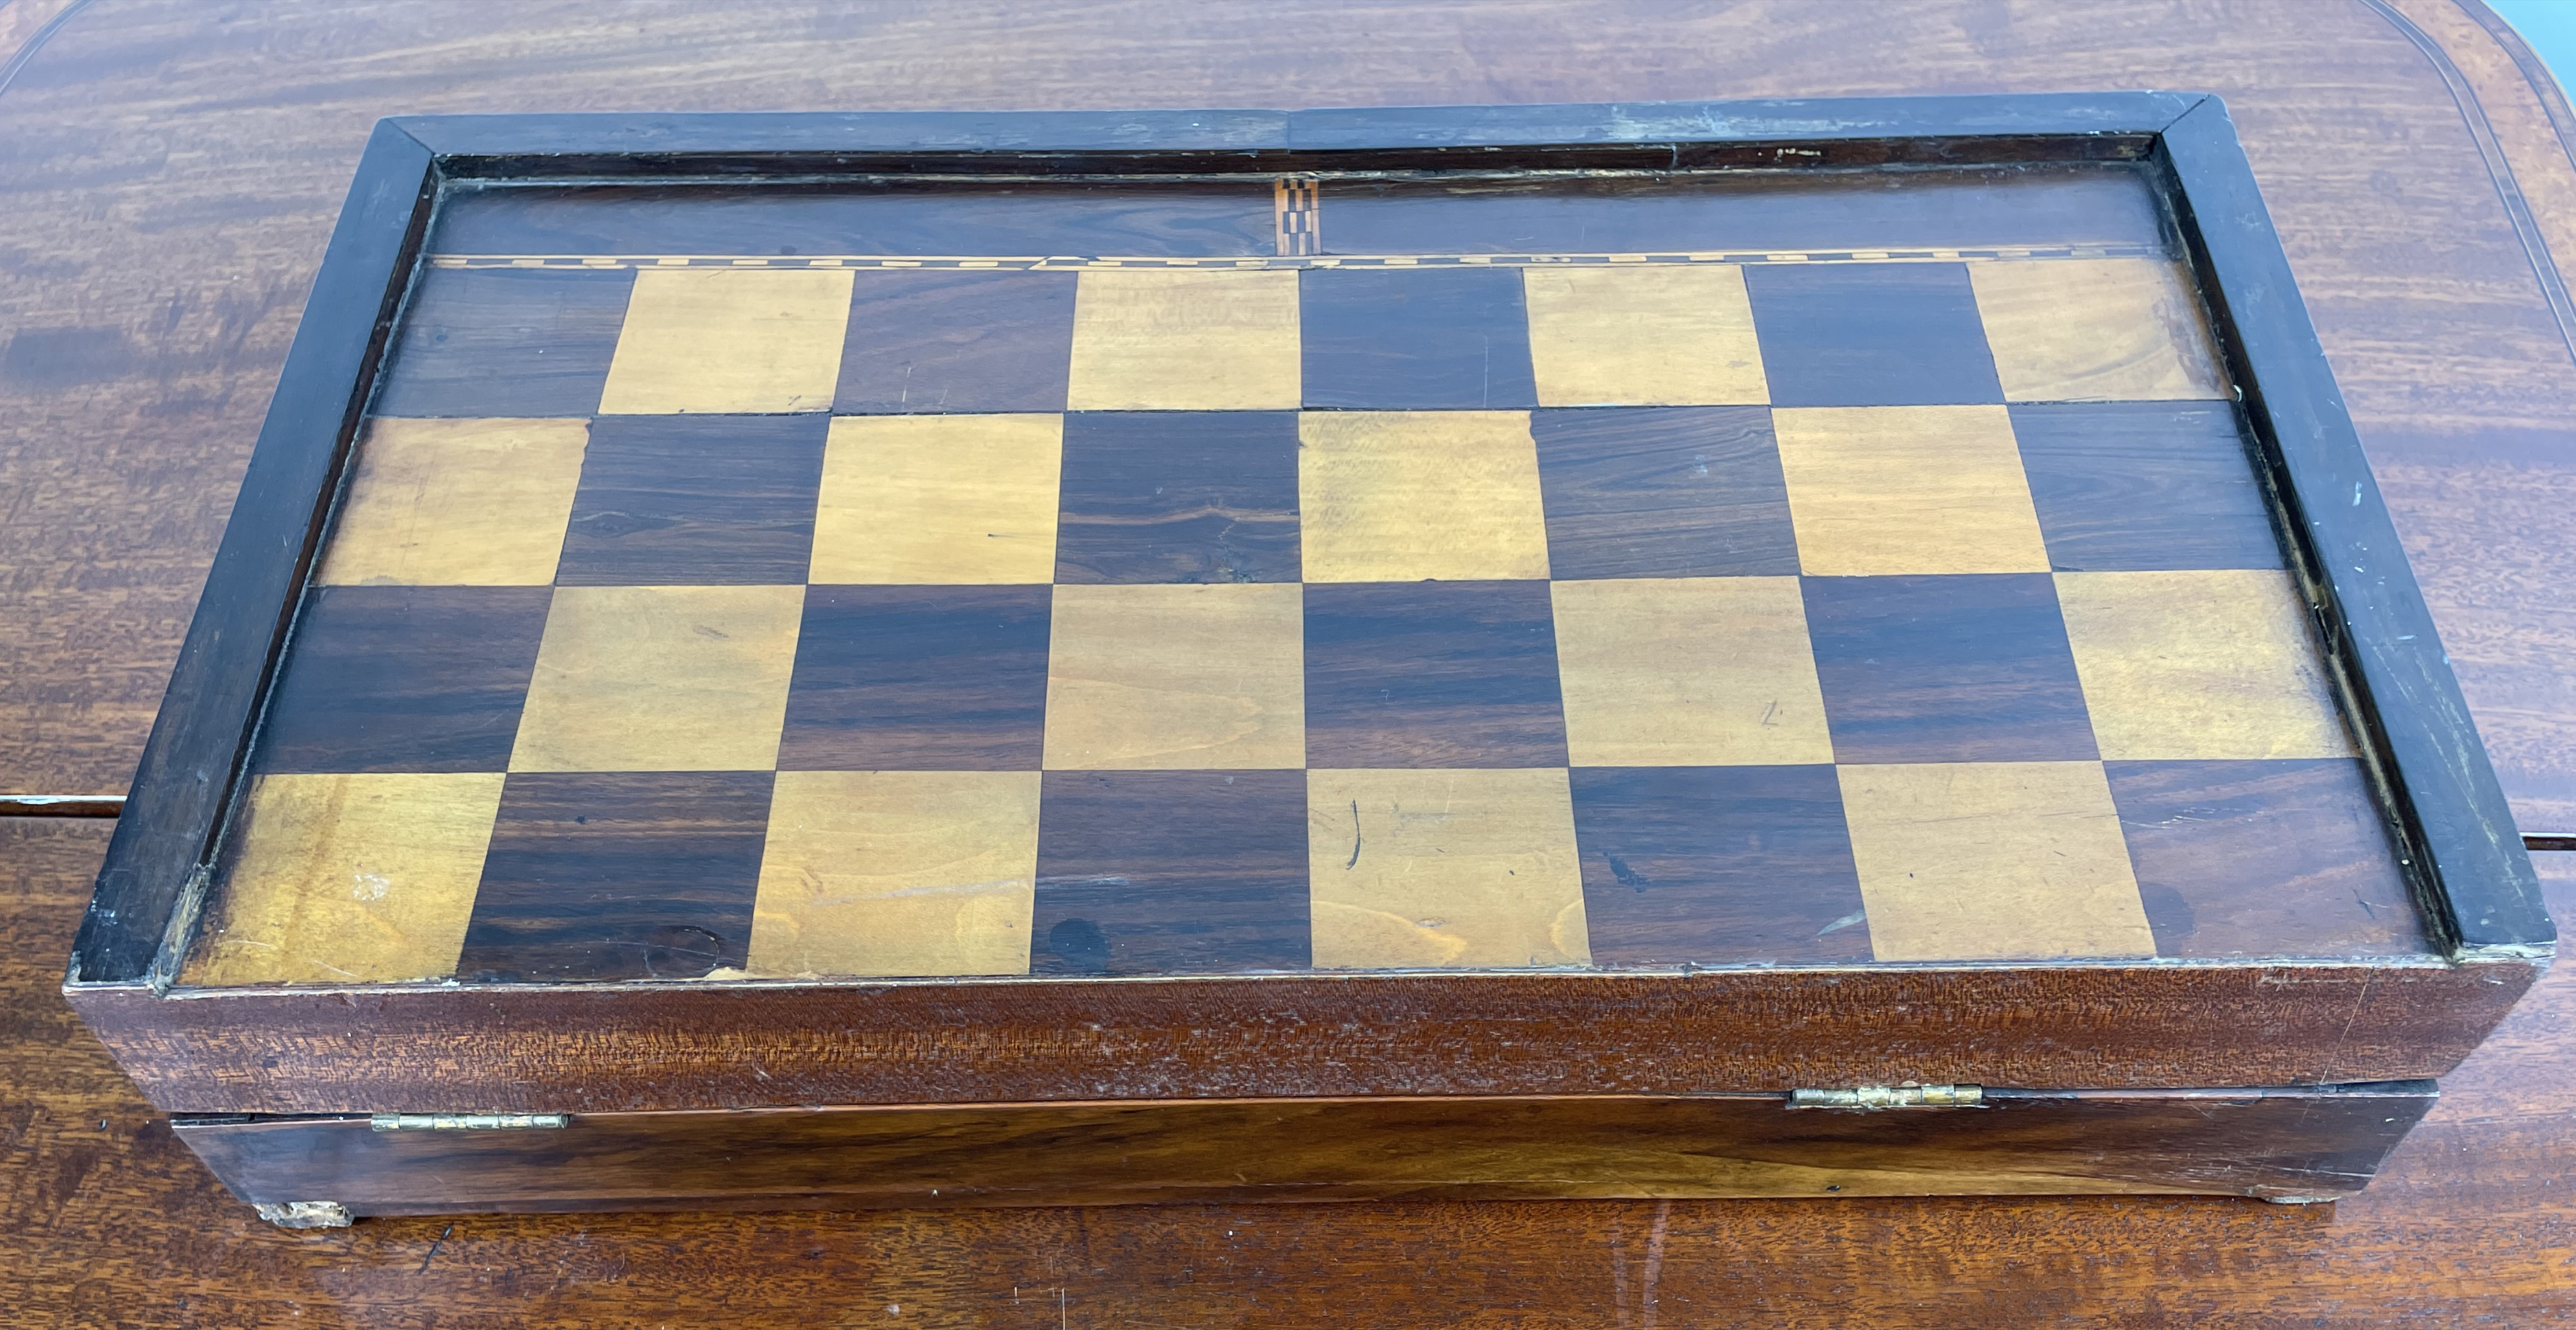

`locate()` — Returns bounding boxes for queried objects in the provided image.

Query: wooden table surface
[5,1,2573,1323]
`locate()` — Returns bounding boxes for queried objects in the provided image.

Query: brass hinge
[1784,1084,1984,1110]
[369,1112,568,1132]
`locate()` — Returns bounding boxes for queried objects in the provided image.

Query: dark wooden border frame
[65,94,2555,1114]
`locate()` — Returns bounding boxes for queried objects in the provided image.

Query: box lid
[69,98,2549,1116]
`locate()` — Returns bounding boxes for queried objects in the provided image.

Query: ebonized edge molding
[2158,96,2553,961]
[68,119,439,987]
[65,959,2533,1115]
[164,1081,2440,1213]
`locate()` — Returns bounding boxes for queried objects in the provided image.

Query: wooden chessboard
[177,163,2431,991]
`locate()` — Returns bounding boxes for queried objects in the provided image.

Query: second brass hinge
[1785,1084,1983,1110]
[369,1112,568,1132]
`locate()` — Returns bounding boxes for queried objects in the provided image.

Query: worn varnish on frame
[67,100,2552,1215]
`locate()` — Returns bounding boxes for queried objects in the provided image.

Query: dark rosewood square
[1303,580,1568,768]
[2012,402,2285,571]
[373,266,633,418]
[834,269,1079,415]
[1054,411,1300,584]
[1744,262,2004,407]
[1802,573,2099,763]
[254,585,552,775]
[1030,770,1309,975]
[1299,267,1538,409]
[554,414,828,585]
[455,771,774,983]
[1533,406,1800,578]
[778,584,1053,770]
[1571,765,1870,965]
[2107,758,2428,958]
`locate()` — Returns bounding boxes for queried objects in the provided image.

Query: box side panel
[171,1084,2437,1214]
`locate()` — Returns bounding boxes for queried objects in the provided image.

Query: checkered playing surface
[180,172,2431,986]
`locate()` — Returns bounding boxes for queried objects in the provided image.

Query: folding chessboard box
[67,96,2553,1222]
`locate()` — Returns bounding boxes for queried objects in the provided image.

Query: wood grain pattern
[1041,582,1304,770]
[1307,767,1588,970]
[776,585,1052,770]
[8,1,2576,1317]
[172,1084,2440,1213]
[1523,264,1770,406]
[1839,760,2157,962]
[2058,569,2356,761]
[1063,268,1300,410]
[433,179,1276,260]
[1745,262,2005,407]
[2010,402,2286,572]
[1296,409,1551,582]
[1318,165,2170,255]
[1302,580,1568,768]
[1551,575,1832,766]
[2107,757,2429,959]
[71,954,2538,1114]
[596,267,853,415]
[553,413,825,586]
[508,585,803,772]
[1773,405,2049,575]
[832,269,1076,415]
[1030,770,1309,974]
[1530,405,1802,578]
[1053,410,1301,584]
[1802,572,2100,764]
[179,772,501,986]
[810,413,1063,585]
[317,417,588,586]
[253,585,552,775]
[370,266,632,417]
[1572,764,1873,965]
[1972,258,2232,402]
[748,770,1040,978]
[1296,266,1535,409]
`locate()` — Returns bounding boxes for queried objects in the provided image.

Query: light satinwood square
[1065,269,1300,410]
[1552,577,1832,766]
[1043,582,1305,770]
[509,585,804,772]
[1521,264,1770,406]
[2056,569,2355,760]
[597,267,855,414]
[319,418,588,586]
[1773,405,2049,575]
[748,770,1042,978]
[1838,761,2156,961]
[183,772,505,985]
[810,415,1063,584]
[1970,259,2230,402]
[1308,768,1589,970]
[1298,411,1551,582]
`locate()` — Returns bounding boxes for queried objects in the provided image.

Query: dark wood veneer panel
[1053,411,1302,584]
[1030,770,1311,976]
[174,1084,2437,1212]
[1745,262,2005,407]
[455,772,775,983]
[778,585,1053,770]
[1532,406,1800,580]
[253,586,551,775]
[555,415,827,586]
[1572,765,1871,965]
[1802,573,2100,764]
[1302,580,1568,768]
